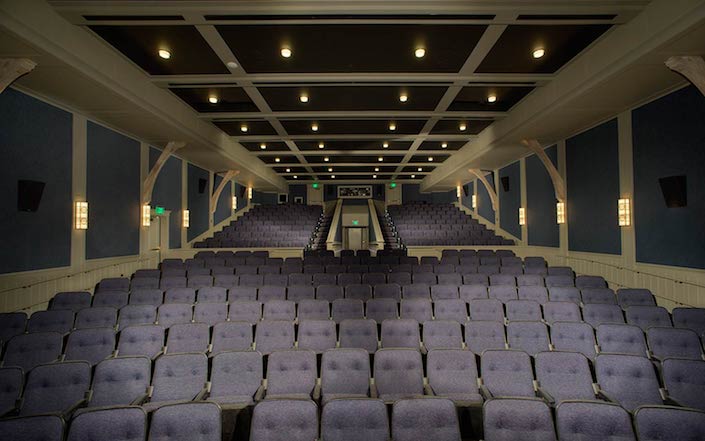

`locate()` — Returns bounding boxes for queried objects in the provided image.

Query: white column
[618,111,636,267]
[493,169,500,226]
[181,161,188,247]
[70,114,87,268]
[231,180,236,215]
[519,157,528,245]
[139,143,150,255]
[208,171,215,229]
[557,140,569,257]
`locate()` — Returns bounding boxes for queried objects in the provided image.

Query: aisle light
[75,201,88,230]
[142,204,151,227]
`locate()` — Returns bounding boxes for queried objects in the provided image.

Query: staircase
[308,212,332,251]
[379,211,402,250]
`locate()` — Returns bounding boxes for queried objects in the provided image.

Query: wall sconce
[247,187,253,200]
[183,209,190,228]
[471,195,477,209]
[519,207,526,226]
[232,196,237,210]
[142,204,151,227]
[456,186,462,199]
[556,202,566,224]
[74,201,88,230]
[618,198,631,226]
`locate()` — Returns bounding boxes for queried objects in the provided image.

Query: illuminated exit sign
[352,220,359,225]
[155,206,165,215]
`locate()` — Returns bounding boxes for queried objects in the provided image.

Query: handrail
[326,199,343,247]
[368,199,384,246]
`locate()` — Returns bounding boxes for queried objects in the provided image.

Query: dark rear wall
[499,161,521,239]
[526,145,559,247]
[149,147,182,249]
[187,164,209,241]
[478,173,496,222]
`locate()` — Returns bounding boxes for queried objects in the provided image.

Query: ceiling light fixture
[441,142,448,149]
[260,143,267,150]
[378,157,383,162]
[459,122,467,131]
[331,175,335,179]
[487,94,497,103]
[208,96,219,104]
[411,174,416,178]
[428,157,434,162]
[318,142,325,149]
[418,167,422,172]
[285,168,291,172]
[311,123,319,132]
[533,48,545,59]
[240,124,248,133]
[389,122,396,131]
[226,61,238,69]
[324,157,330,162]
[280,47,292,58]
[328,167,333,172]
[383,142,389,148]
[374,167,379,172]
[299,94,309,103]
[275,157,281,163]
[293,175,298,179]
[415,47,426,58]
[399,93,408,103]
[373,175,377,179]
[158,49,171,59]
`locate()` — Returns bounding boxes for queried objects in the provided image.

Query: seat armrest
[424,384,435,396]
[254,382,266,402]
[535,384,555,406]
[478,379,493,400]
[194,382,210,401]
[370,382,378,399]
[593,383,616,403]
[61,391,92,420]
[312,382,321,401]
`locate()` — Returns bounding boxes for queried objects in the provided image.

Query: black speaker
[18,180,45,212]
[327,185,335,198]
[239,186,247,198]
[659,175,687,208]
[462,185,469,197]
[501,176,510,192]
[198,178,207,194]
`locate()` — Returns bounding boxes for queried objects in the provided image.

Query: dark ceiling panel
[282,119,426,135]
[476,24,611,74]
[304,155,404,164]
[216,24,487,73]
[311,165,397,173]
[320,175,393,180]
[240,141,291,152]
[418,140,467,151]
[397,174,423,180]
[84,15,185,21]
[206,14,495,21]
[402,165,435,173]
[258,155,301,164]
[170,87,259,113]
[297,140,412,151]
[411,154,451,164]
[90,25,229,75]
[274,166,307,173]
[431,119,493,135]
[516,14,617,20]
[285,175,312,181]
[448,86,534,111]
[259,85,448,111]
[213,120,277,136]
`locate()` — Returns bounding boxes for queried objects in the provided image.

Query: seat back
[595,353,662,411]
[381,319,420,349]
[481,349,535,397]
[555,401,635,441]
[263,300,296,321]
[0,415,64,441]
[211,321,252,353]
[535,351,594,403]
[297,320,337,353]
[507,321,550,356]
[321,398,388,441]
[423,320,463,350]
[27,310,74,334]
[427,349,479,397]
[50,291,92,313]
[117,325,165,359]
[254,320,294,354]
[625,305,672,330]
[392,398,461,441]
[75,306,117,330]
[483,398,556,441]
[550,322,597,359]
[67,406,147,441]
[4,332,63,372]
[661,358,705,412]
[65,327,116,365]
[210,351,262,402]
[582,304,624,328]
[119,305,157,329]
[266,350,317,398]
[149,402,221,441]
[374,349,424,399]
[90,356,151,407]
[151,353,208,404]
[250,399,318,441]
[166,323,210,354]
[634,406,705,441]
[339,319,378,353]
[464,321,506,354]
[21,361,91,416]
[0,367,23,415]
[228,300,261,324]
[596,323,648,356]
[320,349,370,399]
[193,302,227,326]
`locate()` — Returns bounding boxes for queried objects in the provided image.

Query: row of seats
[3,347,704,421]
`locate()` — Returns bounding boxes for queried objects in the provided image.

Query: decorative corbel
[522,139,566,203]
[142,141,186,205]
[468,168,498,211]
[210,170,240,214]
[0,58,37,93]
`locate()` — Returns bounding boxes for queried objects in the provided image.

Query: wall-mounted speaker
[239,186,247,198]
[659,175,687,208]
[462,185,469,197]
[18,180,45,212]
[501,176,510,192]
[198,178,207,194]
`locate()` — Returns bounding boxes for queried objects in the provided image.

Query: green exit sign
[389,182,397,189]
[312,183,319,189]
[352,220,359,225]
[155,206,165,215]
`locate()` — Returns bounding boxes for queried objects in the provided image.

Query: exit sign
[352,220,359,225]
[155,206,165,215]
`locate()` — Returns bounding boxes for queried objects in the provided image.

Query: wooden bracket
[0,58,37,94]
[142,141,186,205]
[468,168,498,211]
[666,56,705,96]
[522,139,566,203]
[210,170,240,214]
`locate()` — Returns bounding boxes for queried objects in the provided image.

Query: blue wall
[402,184,456,204]
[252,190,278,205]
[499,161,521,239]
[632,86,705,269]
[187,164,209,241]
[86,122,140,259]
[149,147,182,249]
[0,89,73,273]
[461,181,474,211]
[234,183,247,212]
[566,119,621,255]
[526,145,559,247]
[478,173,496,222]
[213,175,232,226]
[289,184,307,204]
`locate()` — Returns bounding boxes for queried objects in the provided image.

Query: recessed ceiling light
[383,142,389,148]
[441,142,448,149]
[459,122,467,131]
[260,143,267,150]
[311,123,319,132]
[378,157,383,162]
[331,175,335,179]
[226,61,238,69]
[208,96,219,104]
[411,174,416,178]
[399,93,408,103]
[299,94,309,103]
[415,47,426,58]
[286,168,291,172]
[240,124,248,132]
[328,167,333,172]
[533,48,545,59]
[280,47,292,58]
[428,157,434,162]
[374,167,379,172]
[275,157,281,163]
[293,175,298,179]
[373,175,377,179]
[158,49,171,59]
[318,142,325,149]
[487,94,497,103]
[324,157,329,162]
[418,167,423,172]
[389,122,396,131]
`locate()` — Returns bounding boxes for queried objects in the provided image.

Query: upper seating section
[194,204,322,248]
[386,202,514,246]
